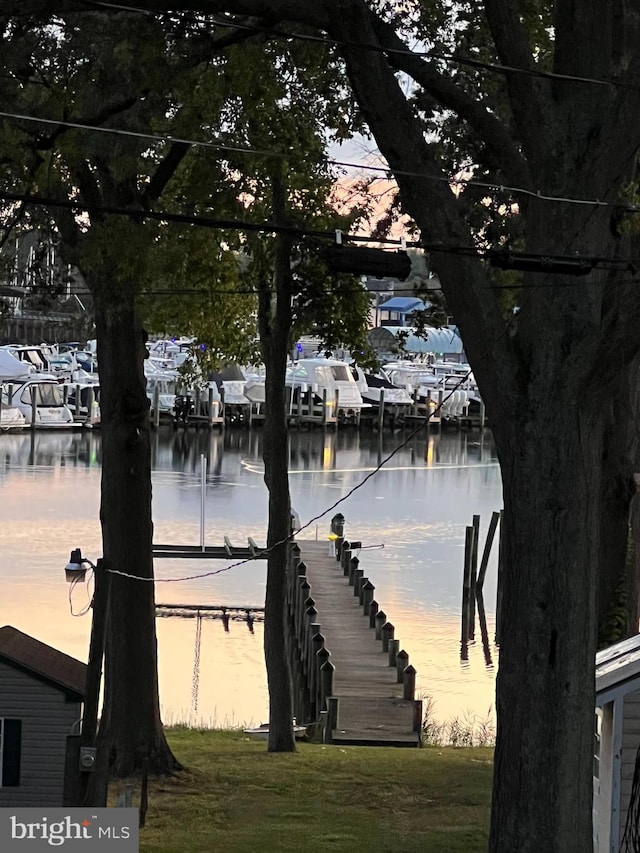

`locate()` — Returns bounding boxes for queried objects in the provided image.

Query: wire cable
[1,108,638,213]
[83,0,640,94]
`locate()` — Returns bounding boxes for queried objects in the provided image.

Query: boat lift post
[200,453,207,551]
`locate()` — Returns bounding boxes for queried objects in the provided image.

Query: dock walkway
[294,539,420,747]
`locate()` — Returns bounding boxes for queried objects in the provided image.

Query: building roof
[0,625,86,700]
[368,325,464,355]
[596,633,640,696]
[378,296,427,313]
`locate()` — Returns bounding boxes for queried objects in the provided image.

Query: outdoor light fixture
[64,548,96,583]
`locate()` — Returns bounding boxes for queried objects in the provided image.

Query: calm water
[0,425,502,727]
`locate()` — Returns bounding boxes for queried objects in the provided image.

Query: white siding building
[595,634,640,851]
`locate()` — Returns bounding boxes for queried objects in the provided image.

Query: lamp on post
[64,549,111,806]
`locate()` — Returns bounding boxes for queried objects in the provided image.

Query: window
[330,365,351,382]
[0,719,22,787]
[594,709,602,780]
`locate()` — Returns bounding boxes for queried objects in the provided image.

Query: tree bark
[258,185,296,752]
[489,402,603,851]
[93,282,180,776]
[597,363,640,646]
[262,339,295,752]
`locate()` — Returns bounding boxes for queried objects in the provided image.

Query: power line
[1,187,634,272]
[84,0,640,94]
[2,107,639,214]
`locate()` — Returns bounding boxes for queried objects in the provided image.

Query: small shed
[594,634,640,852]
[377,296,427,327]
[0,625,86,807]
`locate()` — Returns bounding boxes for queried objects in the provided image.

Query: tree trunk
[259,204,296,752]
[93,285,179,776]
[490,402,603,852]
[262,343,296,752]
[597,365,639,646]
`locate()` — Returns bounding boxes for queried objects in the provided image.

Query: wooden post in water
[403,664,416,701]
[361,580,375,614]
[331,514,345,561]
[461,524,475,649]
[496,509,504,645]
[374,610,387,640]
[369,600,379,629]
[396,650,409,683]
[388,638,400,667]
[348,555,359,586]
[321,388,328,427]
[207,386,215,428]
[476,510,500,664]
[381,622,395,652]
[377,388,385,431]
[413,699,423,735]
[353,568,364,597]
[152,384,160,429]
[341,542,351,574]
[320,659,335,712]
[327,696,339,741]
[31,386,37,428]
[470,514,480,640]
[316,647,331,710]
[296,578,310,642]
[310,631,324,711]
[476,511,500,593]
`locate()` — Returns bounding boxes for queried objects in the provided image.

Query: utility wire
[1,108,639,214]
[0,187,634,271]
[104,367,487,585]
[84,0,640,94]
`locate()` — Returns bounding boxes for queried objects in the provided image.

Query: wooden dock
[291,537,421,747]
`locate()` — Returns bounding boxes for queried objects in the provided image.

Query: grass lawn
[120,729,492,853]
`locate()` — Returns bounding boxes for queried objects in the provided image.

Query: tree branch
[329,1,522,417]
[142,142,190,206]
[482,0,551,165]
[367,14,529,188]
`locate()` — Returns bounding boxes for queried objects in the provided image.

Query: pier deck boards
[297,540,419,747]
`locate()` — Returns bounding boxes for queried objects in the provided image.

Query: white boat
[0,404,26,431]
[286,357,369,422]
[350,365,413,407]
[3,375,77,428]
[145,370,179,418]
[243,722,308,741]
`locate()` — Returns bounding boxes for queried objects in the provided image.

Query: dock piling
[388,638,400,667]
[381,622,395,652]
[396,650,409,683]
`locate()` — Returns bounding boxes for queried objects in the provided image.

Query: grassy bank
[122,729,492,853]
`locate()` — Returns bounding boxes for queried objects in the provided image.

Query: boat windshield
[21,384,65,407]
[330,365,351,382]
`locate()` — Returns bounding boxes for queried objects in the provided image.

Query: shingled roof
[0,625,86,700]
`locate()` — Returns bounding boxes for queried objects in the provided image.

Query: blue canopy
[378,296,427,313]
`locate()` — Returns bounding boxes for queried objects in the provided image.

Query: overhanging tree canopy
[5,2,640,850]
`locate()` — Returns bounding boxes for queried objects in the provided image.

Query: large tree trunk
[262,339,295,752]
[259,206,296,752]
[489,401,603,851]
[597,364,640,646]
[93,284,179,776]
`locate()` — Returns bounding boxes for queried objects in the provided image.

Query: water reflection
[1,426,502,726]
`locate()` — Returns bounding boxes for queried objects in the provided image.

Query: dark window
[1,719,22,786]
